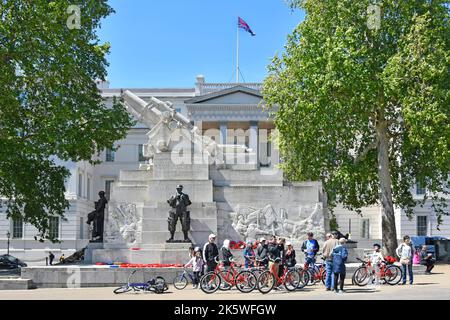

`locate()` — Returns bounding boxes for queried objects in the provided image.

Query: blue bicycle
[113,270,168,294]
[173,267,199,290]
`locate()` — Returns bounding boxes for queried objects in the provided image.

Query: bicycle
[300,254,326,286]
[217,259,257,293]
[113,270,169,294]
[172,267,200,290]
[200,258,257,294]
[256,257,309,294]
[352,258,402,286]
[249,257,268,280]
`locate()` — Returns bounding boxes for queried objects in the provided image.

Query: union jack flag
[238,17,255,36]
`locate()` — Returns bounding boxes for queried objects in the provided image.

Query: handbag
[400,258,410,265]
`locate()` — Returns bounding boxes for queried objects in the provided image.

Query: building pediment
[185,85,263,105]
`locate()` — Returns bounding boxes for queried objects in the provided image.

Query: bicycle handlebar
[356,258,366,264]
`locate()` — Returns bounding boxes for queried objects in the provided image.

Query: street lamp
[6,231,10,255]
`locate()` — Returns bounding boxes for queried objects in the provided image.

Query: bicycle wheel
[235,270,257,293]
[199,271,221,294]
[256,271,275,294]
[353,267,371,286]
[155,276,169,292]
[173,273,188,290]
[305,269,316,286]
[251,268,264,280]
[321,269,326,285]
[113,285,131,294]
[218,270,233,291]
[284,269,300,291]
[296,268,310,289]
[385,265,402,285]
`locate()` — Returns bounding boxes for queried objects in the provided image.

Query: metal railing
[197,82,262,95]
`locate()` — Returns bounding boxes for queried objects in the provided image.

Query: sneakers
[193,284,198,289]
[326,288,331,291]
[338,289,344,294]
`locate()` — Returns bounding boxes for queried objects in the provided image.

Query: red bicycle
[256,257,309,294]
[301,255,326,285]
[199,258,257,294]
[352,258,402,286]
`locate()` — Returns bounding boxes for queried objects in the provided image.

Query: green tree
[0,1,134,241]
[264,0,449,256]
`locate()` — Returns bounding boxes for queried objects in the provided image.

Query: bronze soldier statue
[167,185,192,242]
[87,191,107,242]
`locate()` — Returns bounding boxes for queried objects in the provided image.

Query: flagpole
[236,18,239,83]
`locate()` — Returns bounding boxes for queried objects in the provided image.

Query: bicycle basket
[385,256,396,264]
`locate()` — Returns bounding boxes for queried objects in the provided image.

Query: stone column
[219,121,228,145]
[270,129,280,167]
[219,121,228,164]
[249,121,259,166]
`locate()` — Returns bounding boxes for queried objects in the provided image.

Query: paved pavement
[0,265,449,300]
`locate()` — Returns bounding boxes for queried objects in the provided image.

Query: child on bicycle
[185,247,204,289]
[369,243,384,285]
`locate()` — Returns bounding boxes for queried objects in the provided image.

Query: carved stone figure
[231,203,324,243]
[104,203,141,244]
[86,191,107,242]
[167,185,192,242]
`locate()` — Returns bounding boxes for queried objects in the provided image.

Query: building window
[417,216,428,236]
[105,180,114,201]
[49,217,59,239]
[87,177,91,201]
[361,219,370,239]
[12,217,23,239]
[78,173,83,197]
[416,181,426,195]
[175,108,182,113]
[138,144,148,162]
[105,148,115,162]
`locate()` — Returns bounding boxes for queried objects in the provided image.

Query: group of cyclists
[185,232,323,291]
[178,230,437,294]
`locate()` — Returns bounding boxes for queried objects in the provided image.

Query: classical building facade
[0,75,449,264]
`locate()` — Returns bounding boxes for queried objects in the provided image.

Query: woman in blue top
[331,238,348,293]
[243,240,255,268]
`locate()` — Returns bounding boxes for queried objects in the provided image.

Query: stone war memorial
[87,90,326,265]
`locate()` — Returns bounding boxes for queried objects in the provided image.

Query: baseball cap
[208,233,216,239]
[259,237,266,242]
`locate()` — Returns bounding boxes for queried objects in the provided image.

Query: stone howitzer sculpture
[122,90,249,164]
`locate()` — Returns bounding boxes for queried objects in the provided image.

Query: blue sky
[97,0,304,88]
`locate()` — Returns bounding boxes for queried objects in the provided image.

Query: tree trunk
[376,120,398,257]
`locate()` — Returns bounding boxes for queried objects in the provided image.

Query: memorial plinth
[90,90,325,265]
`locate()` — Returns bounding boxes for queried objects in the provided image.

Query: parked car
[0,254,27,269]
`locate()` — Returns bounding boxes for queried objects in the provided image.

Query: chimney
[195,74,205,96]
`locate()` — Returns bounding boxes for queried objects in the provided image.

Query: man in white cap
[203,234,219,273]
[256,237,269,268]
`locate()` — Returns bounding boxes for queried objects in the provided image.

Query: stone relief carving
[231,203,324,242]
[104,203,141,245]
